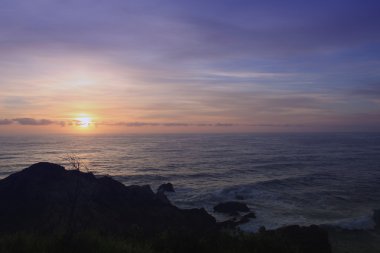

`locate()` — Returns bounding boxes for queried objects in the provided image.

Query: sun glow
[76,116,92,128]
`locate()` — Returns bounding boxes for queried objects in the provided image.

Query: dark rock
[213,201,250,214]
[218,218,240,229]
[243,212,256,219]
[182,208,217,228]
[0,162,332,253]
[156,190,171,205]
[218,212,256,228]
[239,212,256,224]
[259,226,266,233]
[158,183,175,193]
[156,183,175,204]
[0,162,216,235]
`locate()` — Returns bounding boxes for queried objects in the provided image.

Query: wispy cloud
[12,118,55,126]
[95,121,239,127]
[1,118,240,128]
[0,119,13,125]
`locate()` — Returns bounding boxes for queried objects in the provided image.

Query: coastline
[1,162,379,252]
[2,133,379,232]
[0,162,333,253]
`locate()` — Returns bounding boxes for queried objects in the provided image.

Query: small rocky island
[0,162,332,253]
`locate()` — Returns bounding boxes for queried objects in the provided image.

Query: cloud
[214,123,235,127]
[248,123,307,128]
[162,123,190,127]
[1,116,379,132]
[0,118,245,128]
[113,122,160,127]
[12,118,55,126]
[94,121,311,128]
[100,121,237,127]
[0,119,13,125]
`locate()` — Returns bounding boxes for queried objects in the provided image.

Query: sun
[77,117,92,128]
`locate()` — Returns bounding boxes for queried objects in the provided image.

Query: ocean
[1,133,379,231]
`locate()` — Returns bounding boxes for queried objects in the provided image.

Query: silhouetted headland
[0,162,337,252]
[0,162,217,235]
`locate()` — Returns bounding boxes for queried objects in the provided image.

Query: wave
[216,172,338,198]
[325,214,376,230]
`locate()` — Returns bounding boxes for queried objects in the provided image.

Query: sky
[0,0,380,134]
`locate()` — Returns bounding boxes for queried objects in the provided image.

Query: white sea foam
[328,214,375,230]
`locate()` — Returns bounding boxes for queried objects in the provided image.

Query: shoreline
[0,162,333,253]
[0,162,379,252]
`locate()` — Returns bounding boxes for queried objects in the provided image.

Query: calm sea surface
[1,133,380,231]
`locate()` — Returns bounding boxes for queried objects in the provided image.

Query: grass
[0,230,304,253]
[328,228,380,253]
[0,232,153,253]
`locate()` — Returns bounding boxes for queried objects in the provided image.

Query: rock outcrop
[156,182,175,204]
[218,212,257,228]
[0,162,332,253]
[214,201,250,215]
[157,183,175,193]
[0,162,216,235]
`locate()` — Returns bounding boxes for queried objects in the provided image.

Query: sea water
[1,133,379,231]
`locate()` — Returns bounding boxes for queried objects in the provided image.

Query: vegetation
[0,230,310,253]
[61,154,89,172]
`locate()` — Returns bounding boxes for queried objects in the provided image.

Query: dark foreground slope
[327,210,380,253]
[0,162,331,253]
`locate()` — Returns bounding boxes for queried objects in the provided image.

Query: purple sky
[0,0,380,133]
